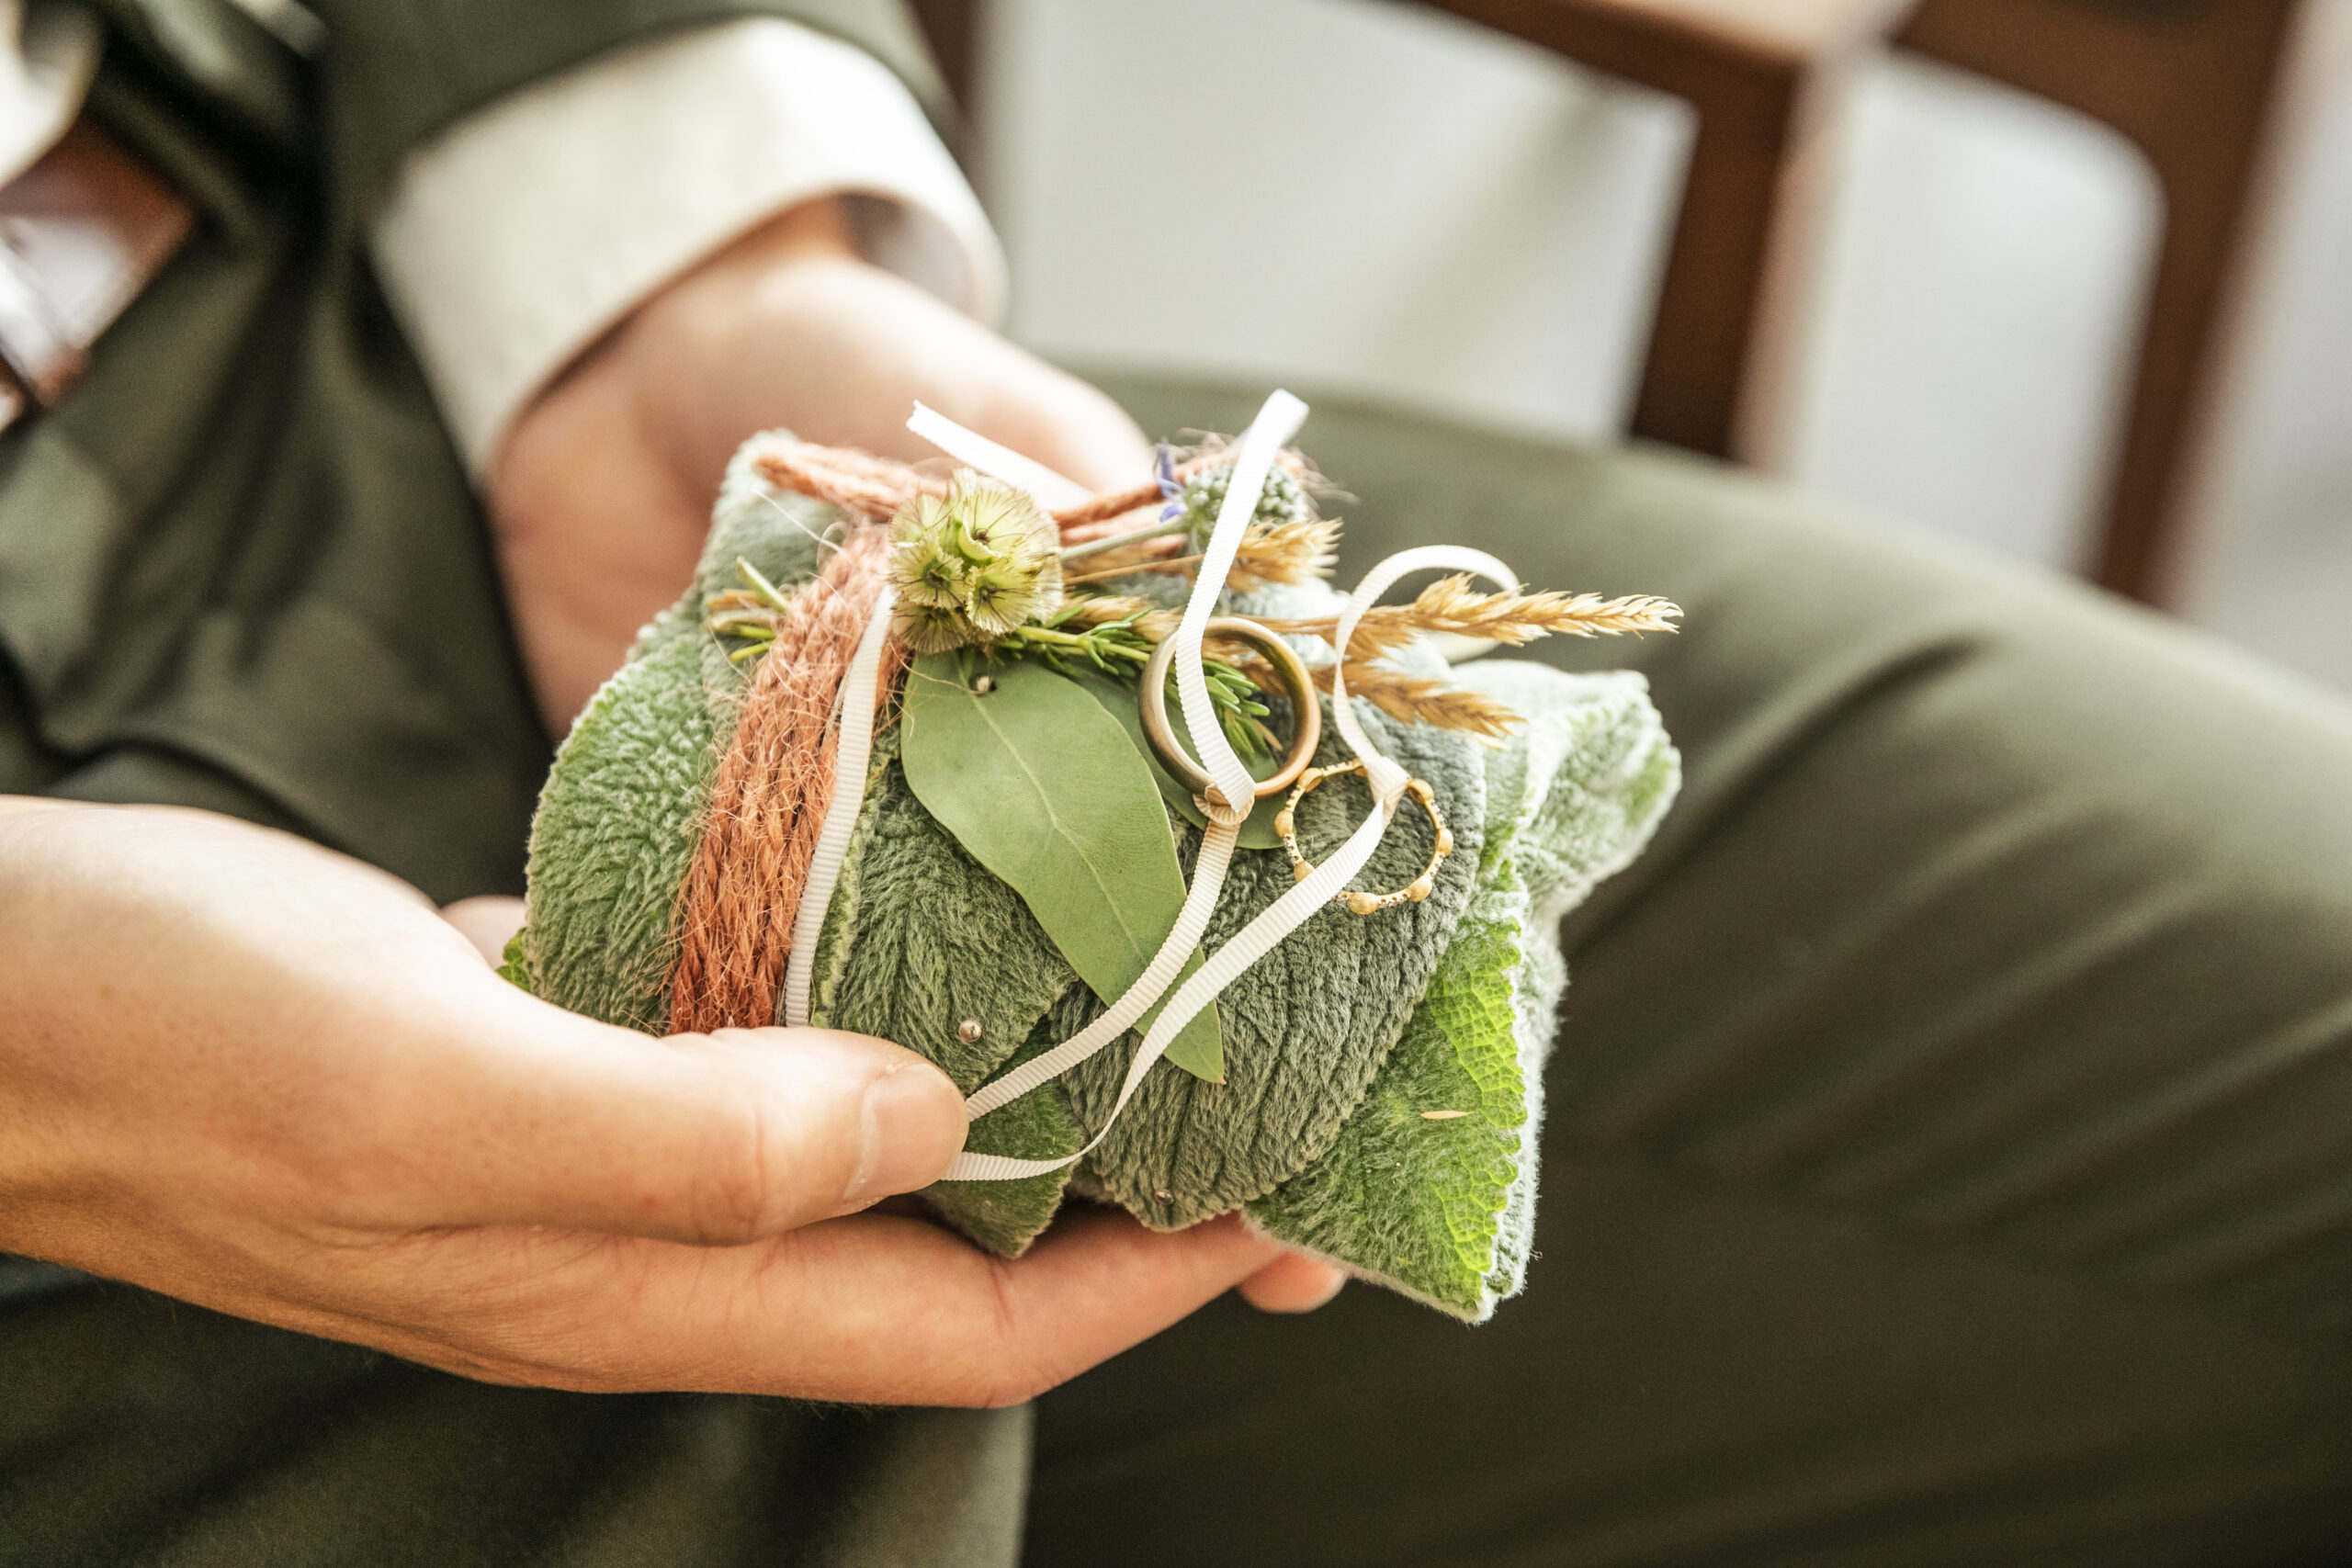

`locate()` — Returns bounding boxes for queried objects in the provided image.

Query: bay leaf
[901,654,1224,1081]
[1064,669,1287,850]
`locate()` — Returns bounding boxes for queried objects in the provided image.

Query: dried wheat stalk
[1058,594,1181,640]
[1258,574,1680,656]
[1227,516,1342,589]
[1214,646,1521,739]
[1069,514,1344,591]
[1311,663,1520,739]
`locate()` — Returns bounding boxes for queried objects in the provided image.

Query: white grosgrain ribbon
[981,542,1528,1179]
[939,391,1304,1181]
[786,394,1521,1182]
[784,583,897,1030]
[905,400,1094,512]
[1170,389,1308,817]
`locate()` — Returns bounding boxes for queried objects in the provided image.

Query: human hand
[443,896,1347,1320]
[474,198,1343,1325]
[489,198,1154,732]
[0,802,1331,1404]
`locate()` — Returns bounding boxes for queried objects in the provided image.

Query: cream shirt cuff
[369,17,1007,476]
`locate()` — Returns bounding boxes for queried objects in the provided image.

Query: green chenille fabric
[513,439,1678,1317]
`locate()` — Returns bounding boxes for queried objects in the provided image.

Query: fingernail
[845,1059,966,1202]
[1292,1266,1348,1313]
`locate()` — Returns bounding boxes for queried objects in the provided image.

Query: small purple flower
[1156,443,1185,522]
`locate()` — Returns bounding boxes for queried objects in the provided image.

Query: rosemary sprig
[737,558,794,614]
[704,564,1272,755]
[703,561,800,663]
[998,601,1273,757]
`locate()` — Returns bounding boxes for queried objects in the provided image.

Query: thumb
[373,987,967,1245]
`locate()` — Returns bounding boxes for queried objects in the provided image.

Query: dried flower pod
[963,558,1050,637]
[891,536,968,609]
[895,601,976,655]
[1170,457,1314,540]
[886,470,1064,649]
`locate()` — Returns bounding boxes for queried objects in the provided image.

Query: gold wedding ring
[1275,761,1454,916]
[1139,616,1321,807]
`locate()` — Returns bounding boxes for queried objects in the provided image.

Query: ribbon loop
[1170,390,1308,815]
[789,395,1530,1184]
[1202,796,1249,829]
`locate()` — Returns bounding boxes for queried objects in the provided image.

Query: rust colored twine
[755,446,948,521]
[752,440,1273,543]
[671,435,1303,1032]
[668,525,905,1033]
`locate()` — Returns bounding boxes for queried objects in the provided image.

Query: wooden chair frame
[911,0,2312,605]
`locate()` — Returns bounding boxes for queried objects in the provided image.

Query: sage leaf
[902,654,1225,1081]
[1248,882,1529,1319]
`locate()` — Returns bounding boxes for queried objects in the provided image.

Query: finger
[350,987,967,1245]
[1238,1251,1348,1314]
[438,896,526,965]
[972,1209,1286,1398]
[370,1205,1287,1404]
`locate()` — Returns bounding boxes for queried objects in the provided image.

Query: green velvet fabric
[0,1282,1031,1567]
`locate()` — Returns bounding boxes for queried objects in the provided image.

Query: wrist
[701,194,859,271]
[614,195,870,485]
[0,805,116,1231]
[487,196,866,523]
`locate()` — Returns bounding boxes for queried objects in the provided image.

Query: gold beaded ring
[1139,616,1322,807]
[1274,760,1454,916]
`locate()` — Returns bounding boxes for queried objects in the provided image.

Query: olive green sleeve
[299,0,948,216]
[90,0,947,223]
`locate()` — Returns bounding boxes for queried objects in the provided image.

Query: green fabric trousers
[8,374,2352,1565]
